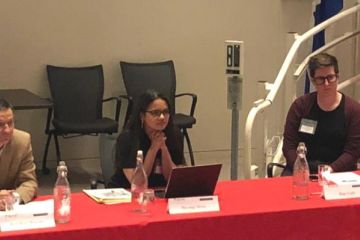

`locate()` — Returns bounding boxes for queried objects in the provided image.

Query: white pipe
[294,31,360,78]
[268,138,284,177]
[338,74,360,90]
[268,5,360,102]
[354,2,360,91]
[244,100,271,179]
[243,5,360,179]
[272,138,284,165]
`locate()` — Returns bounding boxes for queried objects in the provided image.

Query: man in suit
[0,98,38,210]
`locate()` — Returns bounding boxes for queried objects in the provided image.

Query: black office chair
[119,60,197,166]
[42,65,121,174]
[267,163,286,178]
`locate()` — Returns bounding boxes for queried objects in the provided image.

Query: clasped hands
[149,130,167,151]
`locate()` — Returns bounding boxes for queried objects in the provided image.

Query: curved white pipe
[294,31,360,78]
[338,74,360,90]
[268,5,360,102]
[244,100,271,178]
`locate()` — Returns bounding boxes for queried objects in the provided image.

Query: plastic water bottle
[54,161,71,223]
[292,142,310,200]
[131,150,148,208]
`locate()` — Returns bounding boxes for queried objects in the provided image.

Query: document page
[83,188,131,204]
[0,199,55,232]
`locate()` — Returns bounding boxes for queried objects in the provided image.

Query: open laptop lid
[164,164,222,198]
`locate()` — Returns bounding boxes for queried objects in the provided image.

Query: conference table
[1,176,360,240]
[0,89,52,110]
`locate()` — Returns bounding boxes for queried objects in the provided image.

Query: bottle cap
[136,150,143,163]
[137,150,143,156]
[297,142,307,153]
[57,161,68,172]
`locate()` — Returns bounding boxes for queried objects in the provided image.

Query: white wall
[0,0,357,175]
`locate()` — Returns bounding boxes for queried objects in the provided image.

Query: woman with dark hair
[109,89,185,188]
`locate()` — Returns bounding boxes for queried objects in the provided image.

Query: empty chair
[42,65,121,174]
[119,60,197,166]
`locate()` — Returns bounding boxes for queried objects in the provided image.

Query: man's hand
[0,190,12,211]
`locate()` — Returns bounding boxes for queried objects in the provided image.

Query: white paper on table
[325,172,360,186]
[83,188,131,200]
[168,195,220,215]
[0,199,55,232]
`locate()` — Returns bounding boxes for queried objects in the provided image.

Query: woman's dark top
[109,127,185,188]
[283,92,360,174]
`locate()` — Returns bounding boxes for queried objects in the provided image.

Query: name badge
[299,118,317,135]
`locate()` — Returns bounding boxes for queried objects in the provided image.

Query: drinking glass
[318,164,331,186]
[140,189,155,213]
[3,192,20,217]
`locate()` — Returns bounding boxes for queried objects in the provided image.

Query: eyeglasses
[145,109,170,118]
[0,120,14,131]
[312,74,338,85]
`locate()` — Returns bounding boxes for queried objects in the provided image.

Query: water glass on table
[1,191,20,217]
[318,164,331,186]
[139,189,155,213]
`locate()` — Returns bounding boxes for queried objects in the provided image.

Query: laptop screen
[163,164,222,198]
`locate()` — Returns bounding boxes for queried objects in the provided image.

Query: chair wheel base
[42,167,50,175]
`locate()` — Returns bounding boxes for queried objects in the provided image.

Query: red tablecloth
[2,177,360,240]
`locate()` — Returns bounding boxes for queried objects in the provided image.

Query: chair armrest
[102,97,122,122]
[267,162,286,178]
[175,93,197,117]
[117,95,133,129]
[117,94,131,102]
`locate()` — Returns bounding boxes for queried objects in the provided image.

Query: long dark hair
[126,89,181,150]
[126,89,174,132]
[115,89,185,169]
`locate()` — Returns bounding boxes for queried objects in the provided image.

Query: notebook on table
[162,164,222,198]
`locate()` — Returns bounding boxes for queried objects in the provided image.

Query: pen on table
[33,212,49,217]
[199,197,214,201]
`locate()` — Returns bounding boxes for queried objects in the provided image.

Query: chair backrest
[120,60,177,114]
[47,65,104,123]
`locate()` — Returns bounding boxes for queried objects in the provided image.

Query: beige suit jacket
[0,129,38,203]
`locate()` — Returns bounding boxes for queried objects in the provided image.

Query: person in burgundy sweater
[282,53,360,175]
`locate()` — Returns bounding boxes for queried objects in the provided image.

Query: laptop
[162,164,222,198]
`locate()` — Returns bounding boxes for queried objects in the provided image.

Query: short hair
[0,98,13,111]
[308,53,339,78]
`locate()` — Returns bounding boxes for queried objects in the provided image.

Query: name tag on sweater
[299,118,317,135]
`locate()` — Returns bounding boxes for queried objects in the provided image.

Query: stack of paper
[83,188,131,204]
